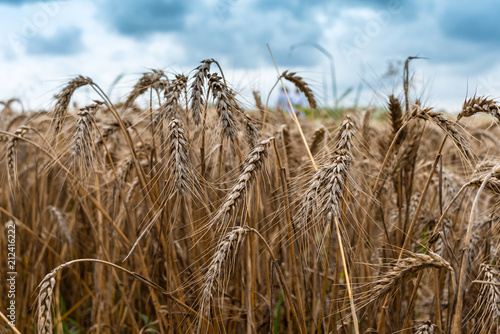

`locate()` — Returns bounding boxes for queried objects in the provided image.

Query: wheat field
[0,59,499,333]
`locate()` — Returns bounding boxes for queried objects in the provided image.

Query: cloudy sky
[0,0,499,112]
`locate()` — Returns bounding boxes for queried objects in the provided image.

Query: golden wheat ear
[6,125,30,189]
[459,95,500,123]
[37,273,56,334]
[471,264,500,330]
[388,95,405,145]
[416,108,474,162]
[308,125,326,157]
[71,102,103,173]
[53,76,93,137]
[123,69,165,111]
[365,251,454,307]
[189,59,213,125]
[413,320,437,334]
[197,226,248,333]
[210,137,274,232]
[165,118,193,197]
[153,74,188,133]
[208,73,239,142]
[281,70,317,109]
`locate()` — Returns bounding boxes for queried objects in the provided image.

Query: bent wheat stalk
[267,44,317,170]
[37,259,174,334]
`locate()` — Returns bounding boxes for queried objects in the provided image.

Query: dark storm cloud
[26,26,84,55]
[438,0,500,44]
[175,2,326,68]
[98,0,332,67]
[101,0,189,36]
[95,0,428,68]
[93,0,499,70]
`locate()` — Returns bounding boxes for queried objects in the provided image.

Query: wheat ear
[366,251,454,306]
[7,125,30,187]
[281,70,317,108]
[459,95,500,123]
[53,76,93,136]
[414,320,436,334]
[208,73,238,142]
[416,109,474,161]
[166,118,192,196]
[72,102,102,166]
[190,59,213,125]
[123,70,165,111]
[211,138,273,230]
[309,126,326,156]
[197,227,248,332]
[472,264,500,328]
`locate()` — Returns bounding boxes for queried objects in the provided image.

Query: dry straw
[3,58,500,333]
